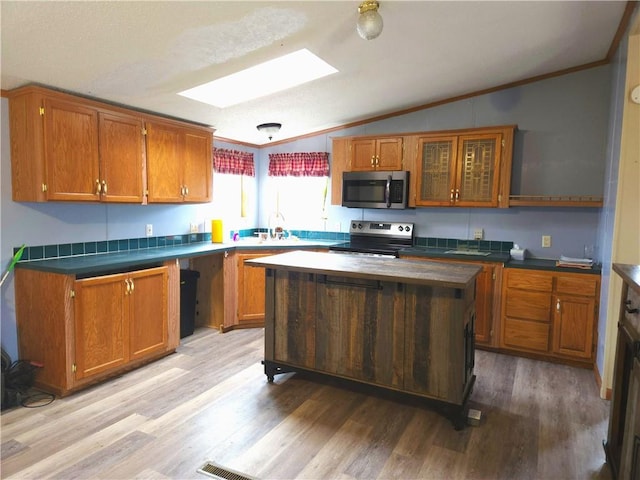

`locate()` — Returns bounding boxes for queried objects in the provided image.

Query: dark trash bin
[180,269,200,339]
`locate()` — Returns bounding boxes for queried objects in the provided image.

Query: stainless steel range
[329,220,415,257]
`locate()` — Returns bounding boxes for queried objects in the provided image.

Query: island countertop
[247,250,482,289]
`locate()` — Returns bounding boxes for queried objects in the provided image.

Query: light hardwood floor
[1,327,612,480]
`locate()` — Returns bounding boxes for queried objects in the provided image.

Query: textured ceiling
[0,1,629,146]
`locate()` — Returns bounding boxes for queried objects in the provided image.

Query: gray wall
[0,65,611,361]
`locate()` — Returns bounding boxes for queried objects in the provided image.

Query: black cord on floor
[20,389,55,408]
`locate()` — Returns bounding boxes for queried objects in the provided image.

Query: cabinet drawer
[556,275,598,297]
[503,318,550,352]
[505,290,551,322]
[507,270,553,292]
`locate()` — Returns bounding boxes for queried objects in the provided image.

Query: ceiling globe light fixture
[256,122,282,141]
[357,0,383,40]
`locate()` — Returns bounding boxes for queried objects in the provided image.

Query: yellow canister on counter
[211,219,224,243]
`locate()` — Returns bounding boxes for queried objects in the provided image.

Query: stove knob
[398,226,404,232]
[405,225,411,232]
[352,222,357,229]
[357,223,363,229]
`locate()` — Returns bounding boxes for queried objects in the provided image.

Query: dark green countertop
[15,239,338,276]
[16,239,601,277]
[400,246,600,275]
[400,246,511,263]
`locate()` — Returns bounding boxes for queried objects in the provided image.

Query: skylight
[178,48,338,108]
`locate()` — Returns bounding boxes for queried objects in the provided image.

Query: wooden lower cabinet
[400,255,501,348]
[15,262,179,396]
[190,249,299,332]
[500,268,599,366]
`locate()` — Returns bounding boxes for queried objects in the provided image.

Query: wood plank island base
[247,250,481,429]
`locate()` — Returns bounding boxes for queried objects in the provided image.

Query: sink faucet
[268,211,286,240]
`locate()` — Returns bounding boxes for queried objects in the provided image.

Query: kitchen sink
[445,250,491,256]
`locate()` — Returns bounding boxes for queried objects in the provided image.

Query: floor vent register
[197,461,257,480]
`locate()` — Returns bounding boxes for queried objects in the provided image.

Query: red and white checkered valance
[268,152,330,177]
[213,148,255,176]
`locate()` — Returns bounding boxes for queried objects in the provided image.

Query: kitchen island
[247,250,481,428]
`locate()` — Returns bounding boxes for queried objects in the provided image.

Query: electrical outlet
[473,228,484,240]
[542,235,551,248]
[190,222,198,234]
[145,224,153,237]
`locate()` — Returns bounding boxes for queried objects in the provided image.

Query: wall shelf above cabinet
[508,195,603,207]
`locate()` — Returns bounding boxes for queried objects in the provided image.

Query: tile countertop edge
[14,240,339,276]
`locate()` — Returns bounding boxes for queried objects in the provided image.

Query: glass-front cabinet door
[415,135,458,206]
[415,132,502,207]
[455,133,501,207]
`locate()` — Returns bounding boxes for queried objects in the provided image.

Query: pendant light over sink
[257,123,282,141]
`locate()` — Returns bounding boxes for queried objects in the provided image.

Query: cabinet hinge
[39,107,45,116]
[501,139,505,147]
[41,183,48,192]
[72,364,77,373]
[492,272,496,280]
[142,128,147,136]
[498,194,502,202]
[144,189,149,195]
[70,290,75,298]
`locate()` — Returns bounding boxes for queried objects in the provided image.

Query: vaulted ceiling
[0,1,631,146]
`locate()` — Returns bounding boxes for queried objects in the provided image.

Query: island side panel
[315,276,404,389]
[264,268,275,362]
[403,283,474,405]
[273,271,317,369]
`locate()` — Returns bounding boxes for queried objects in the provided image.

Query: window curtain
[213,148,255,176]
[268,152,329,177]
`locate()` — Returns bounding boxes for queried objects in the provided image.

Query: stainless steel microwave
[342,171,409,209]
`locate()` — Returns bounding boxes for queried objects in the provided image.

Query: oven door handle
[385,175,392,208]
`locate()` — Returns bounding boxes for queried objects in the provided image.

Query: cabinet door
[43,97,100,201]
[146,121,184,203]
[182,129,212,202]
[415,136,457,206]
[474,264,494,345]
[315,276,404,389]
[552,294,595,359]
[455,133,501,207]
[74,274,129,381]
[620,358,640,480]
[237,253,269,325]
[350,138,377,171]
[98,112,145,203]
[376,137,403,170]
[129,267,169,360]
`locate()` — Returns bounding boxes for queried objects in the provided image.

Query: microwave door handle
[385,175,392,208]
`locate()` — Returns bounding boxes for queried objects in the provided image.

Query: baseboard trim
[593,362,612,400]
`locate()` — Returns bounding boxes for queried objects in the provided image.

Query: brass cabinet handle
[370,157,375,167]
[95,179,101,195]
[130,279,134,293]
[450,189,454,201]
[102,180,107,194]
[184,186,189,196]
[455,189,460,200]
[125,279,130,295]
[556,299,561,312]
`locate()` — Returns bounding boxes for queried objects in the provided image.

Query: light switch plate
[473,228,484,240]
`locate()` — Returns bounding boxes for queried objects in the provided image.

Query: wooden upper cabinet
[415,127,513,208]
[350,137,403,171]
[182,130,213,202]
[8,85,212,204]
[146,120,213,203]
[98,112,145,203]
[42,97,100,202]
[146,122,184,203]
